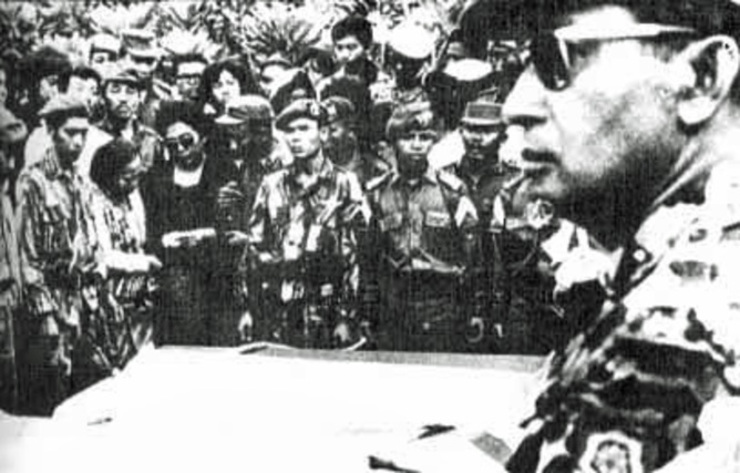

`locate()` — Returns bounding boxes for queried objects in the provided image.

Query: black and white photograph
[1,0,740,471]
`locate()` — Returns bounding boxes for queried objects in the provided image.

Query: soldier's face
[395,129,436,164]
[284,118,322,160]
[104,81,142,121]
[334,36,366,67]
[461,122,504,162]
[503,6,683,219]
[53,117,89,166]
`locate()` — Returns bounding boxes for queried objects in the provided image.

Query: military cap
[102,62,145,89]
[460,100,503,127]
[386,101,437,140]
[215,95,274,126]
[38,93,88,118]
[122,28,160,58]
[275,99,325,130]
[0,107,28,144]
[90,33,122,55]
[321,96,356,125]
[331,16,374,50]
[387,22,436,60]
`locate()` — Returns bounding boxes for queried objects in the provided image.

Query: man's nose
[502,66,549,128]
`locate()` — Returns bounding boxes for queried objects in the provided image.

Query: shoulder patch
[436,170,465,193]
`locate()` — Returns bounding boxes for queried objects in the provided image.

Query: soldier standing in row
[16,95,89,415]
[366,101,478,352]
[320,95,391,188]
[246,99,369,347]
[210,95,286,345]
[443,97,516,352]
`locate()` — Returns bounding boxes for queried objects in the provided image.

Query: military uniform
[367,168,478,352]
[16,146,86,415]
[508,159,740,473]
[96,117,164,174]
[73,179,153,390]
[443,158,522,352]
[0,190,22,412]
[247,158,369,348]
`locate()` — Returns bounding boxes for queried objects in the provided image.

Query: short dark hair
[20,46,72,86]
[90,138,139,195]
[60,65,102,93]
[45,106,89,132]
[331,16,373,50]
[199,58,261,110]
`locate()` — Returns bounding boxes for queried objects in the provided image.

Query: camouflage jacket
[247,156,370,300]
[509,158,740,473]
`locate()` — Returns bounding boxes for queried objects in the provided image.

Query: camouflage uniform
[0,190,22,412]
[247,158,369,348]
[508,159,740,473]
[73,181,153,390]
[16,147,86,414]
[366,168,478,352]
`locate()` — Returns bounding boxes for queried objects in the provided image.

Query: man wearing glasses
[468,0,740,471]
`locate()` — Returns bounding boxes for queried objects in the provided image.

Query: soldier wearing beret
[246,99,370,348]
[364,101,478,352]
[461,0,740,471]
[320,95,391,187]
[15,95,90,414]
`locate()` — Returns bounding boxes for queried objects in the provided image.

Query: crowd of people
[0,2,560,416]
[4,0,740,472]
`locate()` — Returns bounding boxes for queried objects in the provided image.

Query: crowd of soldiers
[4,0,740,472]
[0,9,567,416]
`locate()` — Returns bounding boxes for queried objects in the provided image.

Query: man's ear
[319,125,329,143]
[675,35,740,126]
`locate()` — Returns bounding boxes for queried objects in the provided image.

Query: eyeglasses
[529,23,697,91]
[165,133,197,154]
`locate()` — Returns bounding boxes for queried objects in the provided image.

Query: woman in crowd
[148,101,217,346]
[198,58,262,121]
[74,139,161,389]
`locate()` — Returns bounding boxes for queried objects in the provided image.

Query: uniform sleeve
[85,190,151,278]
[17,172,56,315]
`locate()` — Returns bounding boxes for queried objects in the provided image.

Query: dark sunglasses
[529,23,696,91]
[165,133,197,153]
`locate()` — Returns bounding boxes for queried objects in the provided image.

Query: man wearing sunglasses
[463,0,740,471]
